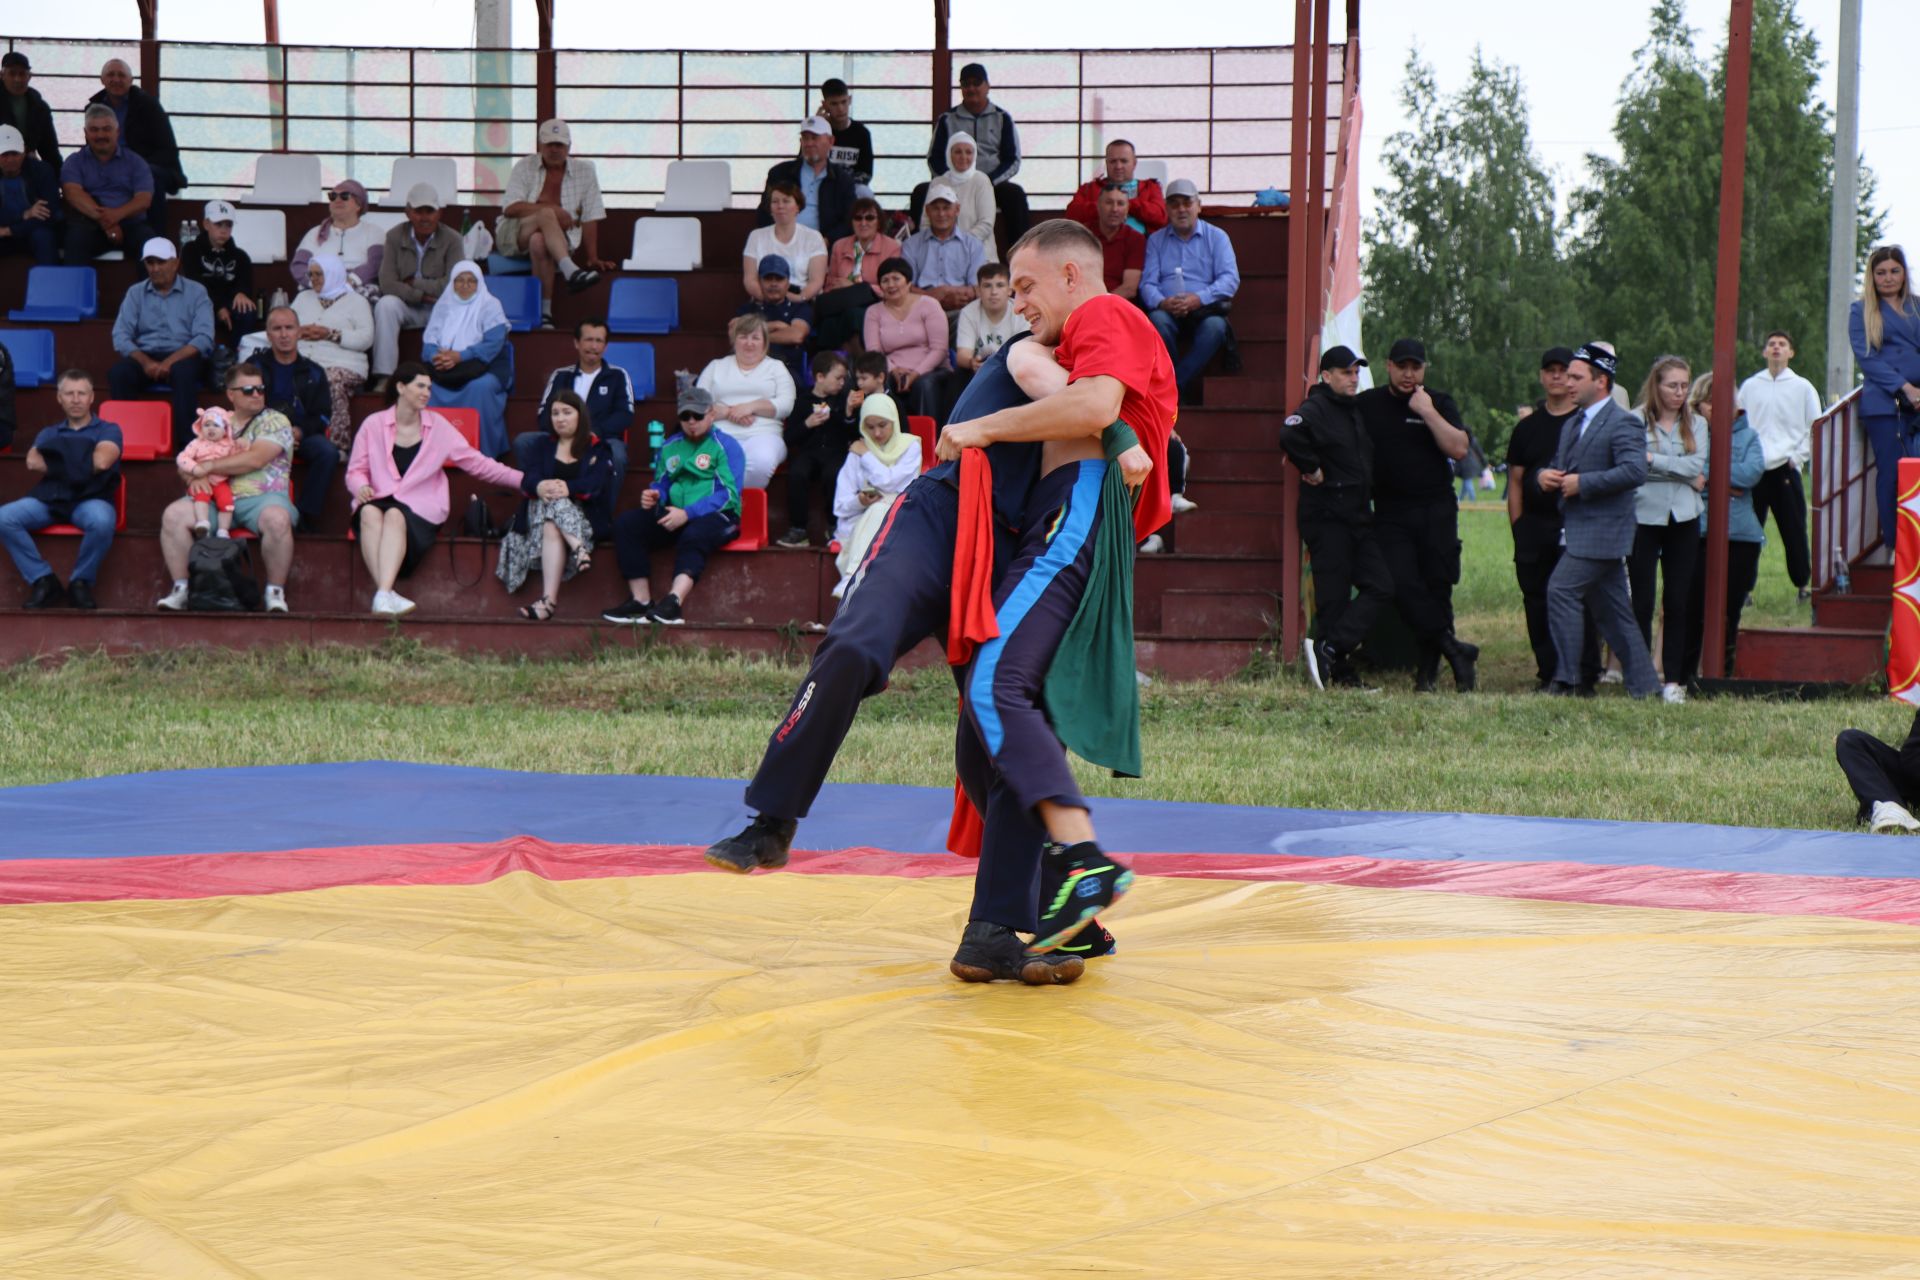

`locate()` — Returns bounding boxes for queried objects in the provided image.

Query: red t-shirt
[1098,225,1145,293]
[1054,293,1178,539]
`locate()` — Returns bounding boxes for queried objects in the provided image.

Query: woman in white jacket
[936,133,999,263]
[696,313,795,490]
[832,392,922,596]
[290,253,375,450]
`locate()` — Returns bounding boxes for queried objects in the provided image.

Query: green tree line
[1362,0,1883,464]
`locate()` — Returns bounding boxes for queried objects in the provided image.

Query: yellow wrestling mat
[5,870,1920,1277]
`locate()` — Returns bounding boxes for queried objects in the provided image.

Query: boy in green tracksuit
[602,387,744,626]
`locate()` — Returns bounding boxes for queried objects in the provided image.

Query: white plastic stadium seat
[230,209,288,263]
[382,157,460,209]
[656,160,732,212]
[244,153,323,205]
[361,210,408,235]
[1135,159,1170,186]
[624,217,703,271]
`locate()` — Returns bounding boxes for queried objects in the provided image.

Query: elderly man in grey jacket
[1536,344,1661,699]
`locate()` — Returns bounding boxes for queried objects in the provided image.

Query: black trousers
[108,354,207,450]
[1750,464,1809,589]
[1515,545,1600,688]
[1372,496,1458,644]
[785,443,847,534]
[1627,516,1700,683]
[1680,537,1762,683]
[612,505,738,584]
[1835,728,1920,822]
[1300,506,1392,653]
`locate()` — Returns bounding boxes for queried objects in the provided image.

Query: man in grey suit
[1535,344,1661,698]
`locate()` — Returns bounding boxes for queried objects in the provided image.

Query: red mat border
[2,838,1918,926]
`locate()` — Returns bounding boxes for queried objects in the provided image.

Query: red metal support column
[535,0,556,124]
[1306,0,1330,329]
[1703,0,1754,678]
[1282,0,1315,662]
[931,0,952,124]
[136,0,160,94]
[263,0,278,42]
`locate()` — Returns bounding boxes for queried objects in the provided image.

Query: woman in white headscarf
[831,391,921,596]
[935,132,999,261]
[291,252,375,449]
[423,260,514,457]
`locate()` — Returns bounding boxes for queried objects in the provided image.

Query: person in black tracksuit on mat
[1836,709,1920,834]
[705,222,1163,987]
[1281,345,1389,690]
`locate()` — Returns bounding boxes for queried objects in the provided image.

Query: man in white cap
[900,184,985,313]
[106,237,214,448]
[179,197,259,350]
[754,116,859,243]
[0,122,61,265]
[497,118,609,325]
[371,181,464,392]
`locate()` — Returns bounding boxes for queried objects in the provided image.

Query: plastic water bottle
[269,287,289,311]
[1173,266,1185,297]
[1833,548,1851,595]
[180,218,198,247]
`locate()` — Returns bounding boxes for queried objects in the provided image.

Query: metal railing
[4,37,1342,210]
[1810,387,1872,590]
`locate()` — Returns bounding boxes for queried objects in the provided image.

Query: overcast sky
[15,0,1911,263]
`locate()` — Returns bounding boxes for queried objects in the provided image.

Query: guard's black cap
[1319,345,1367,371]
[1541,346,1575,369]
[1387,337,1426,365]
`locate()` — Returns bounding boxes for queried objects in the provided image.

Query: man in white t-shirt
[1737,329,1823,598]
[941,261,1030,422]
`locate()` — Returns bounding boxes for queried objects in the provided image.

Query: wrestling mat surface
[3,764,1918,1277]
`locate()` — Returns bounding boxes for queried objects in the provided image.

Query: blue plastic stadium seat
[489,276,541,333]
[8,266,98,323]
[607,278,678,335]
[485,252,532,276]
[605,342,655,401]
[0,329,57,387]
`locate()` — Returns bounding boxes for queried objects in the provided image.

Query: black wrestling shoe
[1052,919,1118,959]
[1030,842,1134,953]
[949,922,1085,984]
[703,814,797,873]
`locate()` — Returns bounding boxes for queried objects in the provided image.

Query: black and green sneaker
[1052,919,1118,959]
[950,922,1085,985]
[703,814,797,874]
[1029,841,1133,953]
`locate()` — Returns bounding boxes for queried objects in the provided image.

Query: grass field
[0,504,1899,834]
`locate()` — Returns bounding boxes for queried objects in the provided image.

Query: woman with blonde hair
[696,312,795,489]
[1848,245,1920,549]
[1628,354,1708,702]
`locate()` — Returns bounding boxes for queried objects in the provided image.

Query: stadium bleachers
[0,201,1292,677]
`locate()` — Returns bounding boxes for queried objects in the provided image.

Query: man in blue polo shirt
[0,368,122,610]
[59,104,155,263]
[107,237,214,449]
[900,184,985,314]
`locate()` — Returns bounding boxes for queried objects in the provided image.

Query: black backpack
[187,536,264,611]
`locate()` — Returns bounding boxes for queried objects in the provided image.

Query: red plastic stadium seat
[97,401,173,461]
[434,407,482,459]
[907,416,938,473]
[720,487,768,552]
[41,476,128,534]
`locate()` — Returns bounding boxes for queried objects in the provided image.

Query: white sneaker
[1170,493,1199,514]
[1870,800,1920,834]
[1661,683,1687,704]
[1139,534,1166,554]
[387,592,417,617]
[264,585,289,613]
[1599,668,1624,685]
[156,580,189,611]
[371,590,396,616]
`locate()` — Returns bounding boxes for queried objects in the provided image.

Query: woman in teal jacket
[1682,372,1767,684]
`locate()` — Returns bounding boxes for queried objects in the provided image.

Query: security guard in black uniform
[1281,345,1391,689]
[1354,337,1479,692]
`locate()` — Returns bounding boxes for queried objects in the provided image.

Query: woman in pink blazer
[345,359,526,617]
